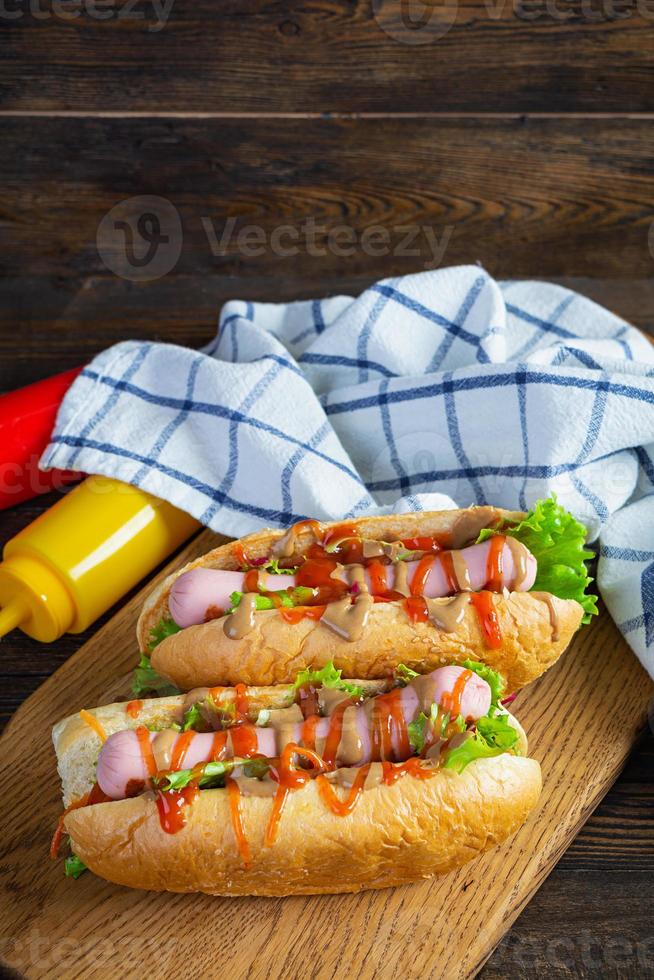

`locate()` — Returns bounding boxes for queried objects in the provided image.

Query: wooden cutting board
[0,528,652,980]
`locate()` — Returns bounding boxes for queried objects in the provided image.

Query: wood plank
[0,529,652,978]
[481,872,654,976]
[2,116,654,389]
[1,2,654,113]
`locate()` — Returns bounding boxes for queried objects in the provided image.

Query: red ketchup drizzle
[210,731,228,760]
[381,758,436,785]
[125,699,142,719]
[300,713,320,751]
[295,556,345,603]
[317,765,369,816]
[410,554,436,596]
[401,536,442,553]
[438,551,459,594]
[369,688,410,761]
[264,744,325,846]
[485,534,506,592]
[321,700,353,767]
[226,777,251,866]
[169,730,196,771]
[279,605,326,624]
[155,784,199,835]
[403,595,429,623]
[50,783,112,859]
[234,683,250,722]
[232,542,249,566]
[265,785,291,846]
[285,518,323,549]
[135,726,157,778]
[243,569,260,593]
[470,591,503,648]
[366,559,388,596]
[440,669,473,718]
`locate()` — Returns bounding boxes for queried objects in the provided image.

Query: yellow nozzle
[0,554,76,642]
[0,599,28,638]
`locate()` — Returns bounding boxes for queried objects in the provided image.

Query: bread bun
[54,674,540,897]
[138,507,582,692]
[62,739,540,896]
[151,590,582,693]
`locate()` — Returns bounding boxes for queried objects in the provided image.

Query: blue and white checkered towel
[42,267,654,677]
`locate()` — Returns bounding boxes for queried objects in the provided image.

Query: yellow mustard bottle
[0,475,200,642]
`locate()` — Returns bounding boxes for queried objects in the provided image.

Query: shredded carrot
[79,709,107,743]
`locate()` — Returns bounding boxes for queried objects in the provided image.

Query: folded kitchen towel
[41,266,654,676]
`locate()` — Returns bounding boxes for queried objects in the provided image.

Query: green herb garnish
[132,653,180,698]
[64,853,87,879]
[292,661,364,700]
[394,663,419,686]
[148,616,182,651]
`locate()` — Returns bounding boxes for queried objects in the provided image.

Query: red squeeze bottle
[0,366,85,510]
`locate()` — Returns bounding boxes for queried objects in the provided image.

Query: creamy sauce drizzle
[223,593,258,639]
[271,519,322,558]
[152,729,179,772]
[320,592,374,641]
[448,507,501,549]
[424,594,470,632]
[504,536,531,590]
[530,591,560,641]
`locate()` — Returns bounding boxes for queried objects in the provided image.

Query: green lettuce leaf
[228,586,315,613]
[408,712,430,753]
[394,663,419,686]
[408,704,465,753]
[461,660,506,704]
[64,853,87,879]
[181,703,204,731]
[263,558,298,575]
[443,733,508,773]
[444,709,519,773]
[148,616,182,651]
[153,757,270,792]
[292,661,364,699]
[477,495,598,623]
[476,712,520,750]
[181,695,236,732]
[132,653,180,698]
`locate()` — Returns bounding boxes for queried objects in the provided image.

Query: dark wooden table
[2,1,654,975]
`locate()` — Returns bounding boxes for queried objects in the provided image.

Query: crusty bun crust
[64,752,541,896]
[137,506,520,651]
[151,590,583,693]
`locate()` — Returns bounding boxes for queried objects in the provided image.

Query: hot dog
[168,538,537,628]
[138,498,596,694]
[52,661,541,895]
[96,666,493,799]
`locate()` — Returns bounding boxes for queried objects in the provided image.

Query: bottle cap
[0,554,76,642]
